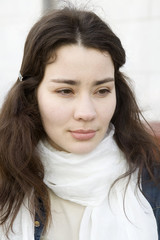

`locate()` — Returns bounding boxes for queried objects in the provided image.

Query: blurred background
[0,0,160,122]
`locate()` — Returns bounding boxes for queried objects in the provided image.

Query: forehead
[44,44,115,82]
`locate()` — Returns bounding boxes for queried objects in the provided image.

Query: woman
[0,7,160,240]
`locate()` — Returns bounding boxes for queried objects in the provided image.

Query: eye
[95,88,111,96]
[56,88,74,96]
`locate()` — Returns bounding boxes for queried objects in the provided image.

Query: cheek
[39,101,72,126]
[110,97,117,116]
[100,96,117,122]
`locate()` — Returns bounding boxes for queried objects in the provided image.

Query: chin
[68,144,97,155]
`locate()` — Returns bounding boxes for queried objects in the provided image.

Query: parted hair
[0,6,160,235]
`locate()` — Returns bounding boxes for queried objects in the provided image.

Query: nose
[73,94,96,121]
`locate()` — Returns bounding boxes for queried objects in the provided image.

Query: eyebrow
[49,78,114,86]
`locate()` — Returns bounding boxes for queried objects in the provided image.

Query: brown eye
[96,88,111,96]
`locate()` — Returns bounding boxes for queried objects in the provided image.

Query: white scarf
[39,124,158,240]
[0,125,158,239]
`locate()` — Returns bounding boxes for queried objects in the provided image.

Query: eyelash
[55,88,111,97]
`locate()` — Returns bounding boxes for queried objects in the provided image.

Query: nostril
[74,111,96,121]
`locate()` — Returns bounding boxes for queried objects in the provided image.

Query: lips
[70,130,96,140]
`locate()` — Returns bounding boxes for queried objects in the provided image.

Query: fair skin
[37,44,116,154]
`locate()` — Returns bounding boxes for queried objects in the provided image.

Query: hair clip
[18,72,23,81]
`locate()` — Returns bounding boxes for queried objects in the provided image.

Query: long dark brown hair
[0,6,160,236]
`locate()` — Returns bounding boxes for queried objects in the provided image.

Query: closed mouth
[70,130,96,140]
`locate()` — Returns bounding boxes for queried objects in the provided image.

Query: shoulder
[142,166,160,208]
[142,166,160,236]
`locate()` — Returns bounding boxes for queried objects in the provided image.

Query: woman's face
[37,44,116,154]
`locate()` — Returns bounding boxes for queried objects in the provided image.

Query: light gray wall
[0,0,42,103]
[42,0,57,13]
